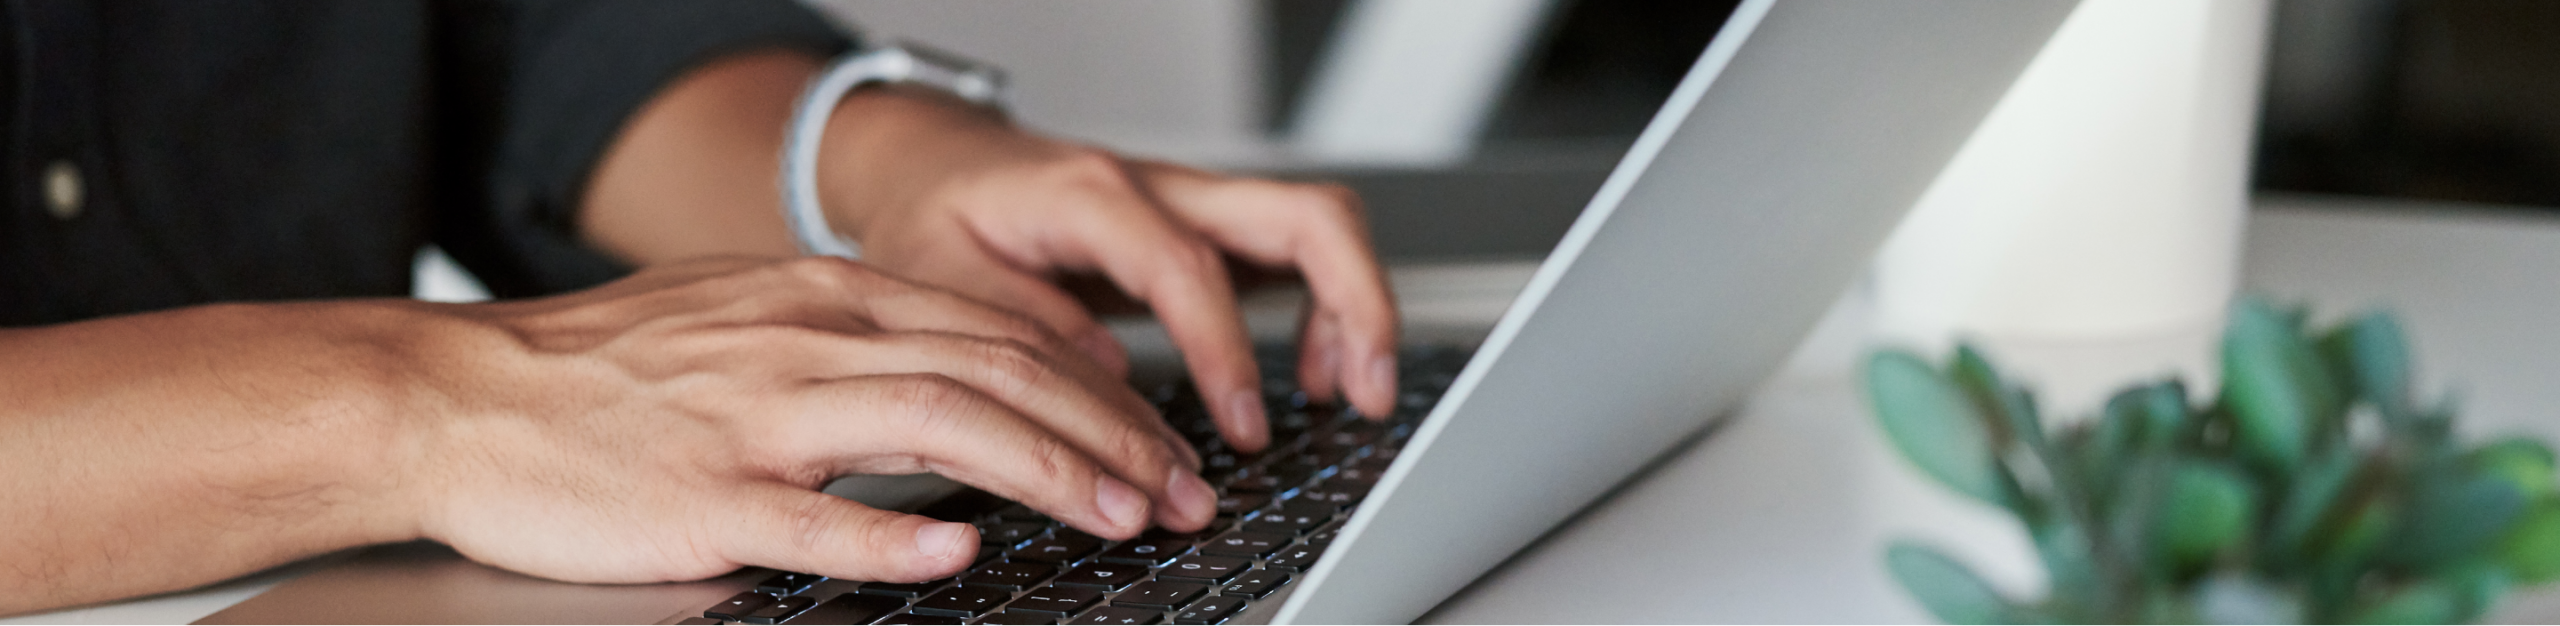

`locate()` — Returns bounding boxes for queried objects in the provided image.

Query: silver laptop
[200,2,2072,623]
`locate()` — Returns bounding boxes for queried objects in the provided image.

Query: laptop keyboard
[685,344,1471,625]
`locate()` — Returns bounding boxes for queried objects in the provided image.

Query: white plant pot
[1871,0,2274,414]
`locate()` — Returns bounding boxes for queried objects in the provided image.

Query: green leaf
[2346,579,2462,625]
[2319,311,2413,415]
[1869,350,2005,505]
[2499,498,2560,584]
[2267,446,2360,566]
[2314,494,2397,568]
[2470,437,2557,499]
[2153,460,2259,567]
[1886,541,2014,624]
[2442,561,2512,624]
[2220,298,2342,471]
[2030,519,2099,610]
[1950,345,2041,448]
[2386,470,2529,570]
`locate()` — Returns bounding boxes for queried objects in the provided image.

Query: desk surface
[14,195,2560,624]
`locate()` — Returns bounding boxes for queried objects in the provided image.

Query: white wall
[804,0,1275,166]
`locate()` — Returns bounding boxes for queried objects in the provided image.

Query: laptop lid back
[1276,2,2077,623]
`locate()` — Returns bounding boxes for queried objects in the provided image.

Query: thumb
[716,484,978,583]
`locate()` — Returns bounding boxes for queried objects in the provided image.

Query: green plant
[1867,297,2560,624]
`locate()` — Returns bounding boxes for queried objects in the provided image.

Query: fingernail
[1226,390,1268,450]
[1096,476,1147,529]
[915,522,971,560]
[1167,471,1217,524]
[1369,355,1398,417]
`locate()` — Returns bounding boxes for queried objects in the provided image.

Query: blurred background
[808,0,2560,262]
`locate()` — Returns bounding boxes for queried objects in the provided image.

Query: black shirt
[1,0,852,326]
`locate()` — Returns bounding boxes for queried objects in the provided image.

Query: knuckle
[883,373,979,435]
[776,496,843,559]
[782,256,874,292]
[1102,426,1171,474]
[1023,435,1081,485]
[1048,150,1134,188]
[967,338,1053,396]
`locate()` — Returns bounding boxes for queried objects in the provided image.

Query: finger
[1136,164,1401,417]
[799,340,1213,531]
[1021,162,1268,452]
[714,483,977,583]
[898,246,1131,378]
[788,373,1166,538]
[1296,300,1345,404]
[758,260,1201,474]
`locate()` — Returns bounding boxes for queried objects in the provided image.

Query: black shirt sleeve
[428,0,854,297]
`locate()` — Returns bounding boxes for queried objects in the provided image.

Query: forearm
[0,302,431,614]
[578,50,816,265]
[577,49,1006,267]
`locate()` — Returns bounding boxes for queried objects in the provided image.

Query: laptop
[199,2,2073,623]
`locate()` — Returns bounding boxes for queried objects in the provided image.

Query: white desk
[14,195,2560,624]
[1422,194,2560,624]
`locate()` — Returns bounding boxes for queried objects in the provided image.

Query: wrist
[812,84,1008,243]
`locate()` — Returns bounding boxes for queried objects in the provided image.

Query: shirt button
[42,160,85,221]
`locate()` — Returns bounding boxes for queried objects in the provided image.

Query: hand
[407,257,1218,584]
[815,87,1403,451]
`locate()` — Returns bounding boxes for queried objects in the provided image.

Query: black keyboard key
[1011,534,1102,564]
[1173,596,1247,625]
[962,560,1057,590]
[1267,545,1325,572]
[1269,411,1318,440]
[1222,466,1313,493]
[1156,555,1248,584]
[743,595,818,624]
[756,572,824,595]
[1213,493,1268,516]
[1241,502,1329,535]
[1007,585,1103,617]
[1220,570,1289,598]
[857,579,951,599]
[911,585,1011,617]
[1197,531,1288,558]
[706,592,777,621]
[875,615,962,626]
[1305,520,1344,547]
[1053,562,1149,590]
[980,521,1050,547]
[1294,482,1368,508]
[983,610,1061,625]
[1306,424,1378,453]
[1348,456,1393,475]
[1329,466,1383,485]
[994,503,1051,522]
[1073,606,1164,625]
[787,594,903,625]
[1112,581,1206,610]
[1096,537,1191,565]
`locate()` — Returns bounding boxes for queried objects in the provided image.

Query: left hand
[815,86,1400,452]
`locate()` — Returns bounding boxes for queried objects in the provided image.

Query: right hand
[400,256,1217,585]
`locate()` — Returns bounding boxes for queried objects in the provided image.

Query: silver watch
[781,43,1008,258]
